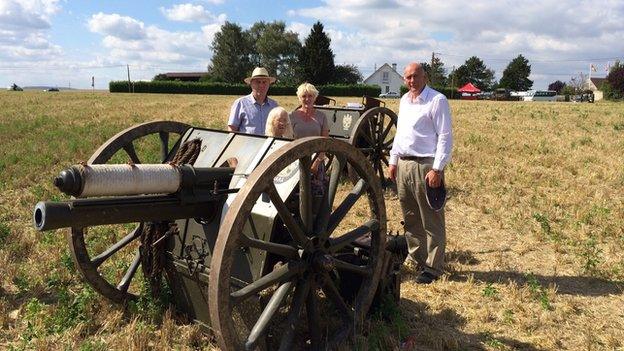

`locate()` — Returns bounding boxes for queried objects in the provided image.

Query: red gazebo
[458,82,481,100]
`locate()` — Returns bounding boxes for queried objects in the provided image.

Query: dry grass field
[0,91,622,350]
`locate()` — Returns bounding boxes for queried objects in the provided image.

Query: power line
[436,52,622,63]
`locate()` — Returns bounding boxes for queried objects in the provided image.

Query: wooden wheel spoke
[329,219,379,253]
[245,281,294,350]
[380,156,389,167]
[327,155,344,209]
[381,120,394,141]
[230,262,303,302]
[116,249,141,293]
[313,189,331,236]
[376,160,385,181]
[332,258,372,276]
[278,279,311,351]
[360,125,375,146]
[239,235,300,260]
[306,281,322,349]
[298,156,313,234]
[375,115,385,142]
[368,119,377,142]
[266,184,308,247]
[91,223,143,268]
[159,131,169,163]
[383,138,394,149]
[327,179,368,235]
[122,142,142,164]
[321,273,353,320]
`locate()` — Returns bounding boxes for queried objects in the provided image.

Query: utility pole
[127,64,131,93]
[451,65,456,99]
[430,52,435,87]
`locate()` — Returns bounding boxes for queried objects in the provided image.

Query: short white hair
[265,106,293,138]
[296,82,319,100]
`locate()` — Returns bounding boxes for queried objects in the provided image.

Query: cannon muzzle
[34,164,235,231]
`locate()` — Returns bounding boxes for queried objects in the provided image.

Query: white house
[364,63,403,95]
[583,77,606,101]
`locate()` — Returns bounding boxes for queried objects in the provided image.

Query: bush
[109,81,379,97]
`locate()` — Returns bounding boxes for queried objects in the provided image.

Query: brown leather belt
[400,156,433,161]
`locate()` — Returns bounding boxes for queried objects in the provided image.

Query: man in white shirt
[227,67,278,135]
[388,62,453,284]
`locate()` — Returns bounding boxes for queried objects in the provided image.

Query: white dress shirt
[389,86,453,171]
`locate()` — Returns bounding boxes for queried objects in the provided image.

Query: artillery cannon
[33,120,406,350]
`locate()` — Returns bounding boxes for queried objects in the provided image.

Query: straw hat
[244,67,277,84]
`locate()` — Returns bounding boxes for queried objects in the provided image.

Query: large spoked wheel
[349,107,397,188]
[67,121,190,303]
[209,137,386,350]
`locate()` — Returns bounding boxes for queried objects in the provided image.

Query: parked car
[379,91,400,98]
[45,87,60,92]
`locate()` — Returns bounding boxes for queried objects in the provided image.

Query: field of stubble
[0,91,622,350]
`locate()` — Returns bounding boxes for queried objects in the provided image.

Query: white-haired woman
[291,82,329,196]
[265,107,294,138]
[291,82,329,140]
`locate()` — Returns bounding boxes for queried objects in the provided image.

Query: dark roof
[590,77,607,87]
[164,72,207,78]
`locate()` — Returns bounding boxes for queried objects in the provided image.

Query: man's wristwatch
[432,169,441,174]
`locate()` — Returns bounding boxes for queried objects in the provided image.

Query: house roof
[590,77,606,88]
[164,72,207,78]
[363,63,402,82]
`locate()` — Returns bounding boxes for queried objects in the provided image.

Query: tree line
[156,21,362,86]
[153,19,624,100]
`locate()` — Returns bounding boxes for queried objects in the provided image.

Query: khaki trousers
[397,158,446,276]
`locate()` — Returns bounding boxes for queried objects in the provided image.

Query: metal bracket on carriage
[183,235,210,275]
[350,230,408,256]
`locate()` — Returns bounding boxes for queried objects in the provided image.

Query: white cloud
[88,12,147,40]
[290,0,624,88]
[84,12,227,81]
[0,0,60,29]
[160,3,226,23]
[0,0,62,64]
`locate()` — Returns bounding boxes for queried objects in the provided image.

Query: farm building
[583,77,606,101]
[364,63,403,95]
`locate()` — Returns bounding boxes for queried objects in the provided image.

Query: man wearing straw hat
[227,67,279,135]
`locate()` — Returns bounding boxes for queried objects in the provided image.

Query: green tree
[605,60,624,99]
[450,56,495,90]
[209,22,254,83]
[499,54,533,91]
[421,56,447,87]
[152,73,169,81]
[298,21,336,85]
[332,64,362,84]
[248,21,302,84]
[548,80,566,94]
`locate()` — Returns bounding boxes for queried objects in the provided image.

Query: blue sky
[1,0,622,90]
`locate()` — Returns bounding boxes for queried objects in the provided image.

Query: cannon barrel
[33,164,235,231]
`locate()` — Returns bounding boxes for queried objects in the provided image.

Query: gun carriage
[34,99,404,350]
[313,95,397,187]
